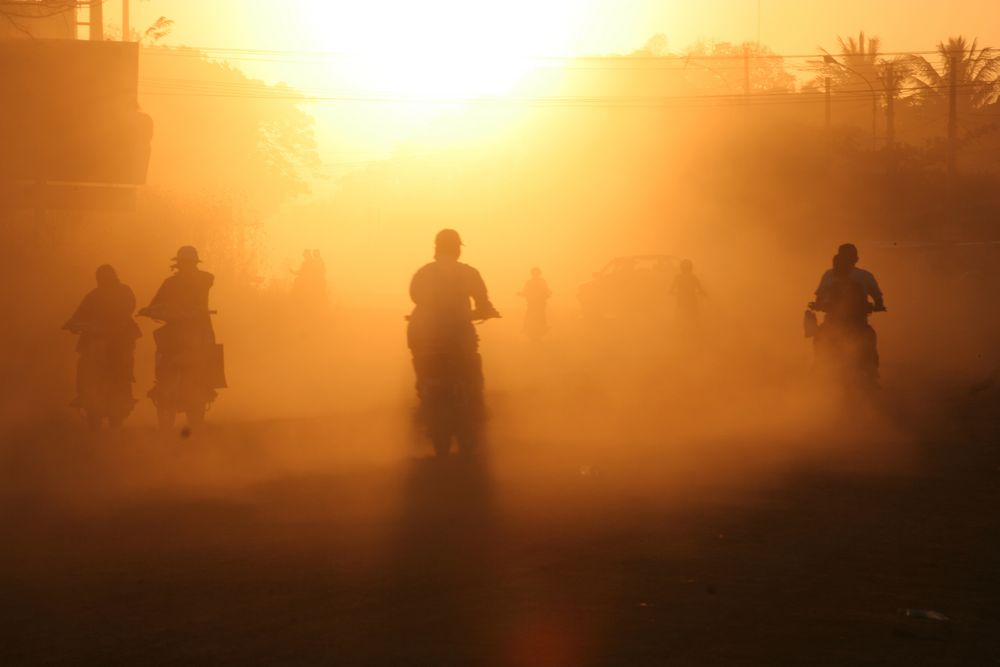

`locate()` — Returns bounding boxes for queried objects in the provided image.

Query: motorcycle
[807,299,884,389]
[62,320,137,430]
[138,306,225,429]
[409,308,500,458]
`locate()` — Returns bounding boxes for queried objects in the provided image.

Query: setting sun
[291,0,588,98]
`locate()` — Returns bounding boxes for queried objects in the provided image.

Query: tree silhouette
[818,31,883,94]
[908,37,1000,110]
[683,41,795,94]
[633,33,670,57]
[0,0,74,38]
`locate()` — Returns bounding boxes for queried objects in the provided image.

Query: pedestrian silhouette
[670,259,707,323]
[518,267,551,340]
[292,248,327,307]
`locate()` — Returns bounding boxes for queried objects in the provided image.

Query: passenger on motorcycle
[138,246,221,427]
[814,243,885,313]
[407,229,500,454]
[63,265,141,429]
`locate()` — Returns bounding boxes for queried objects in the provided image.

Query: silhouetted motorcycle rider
[407,229,500,455]
[810,244,886,385]
[139,246,223,428]
[63,265,141,429]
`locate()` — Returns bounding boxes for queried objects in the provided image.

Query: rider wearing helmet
[139,246,220,425]
[143,246,216,330]
[408,229,499,355]
[407,230,500,426]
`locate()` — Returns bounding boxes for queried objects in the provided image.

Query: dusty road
[1,394,998,666]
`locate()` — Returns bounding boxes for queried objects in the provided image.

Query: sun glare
[294,0,587,99]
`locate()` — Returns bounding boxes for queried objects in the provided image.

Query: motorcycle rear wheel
[456,432,478,455]
[85,410,103,431]
[432,432,452,458]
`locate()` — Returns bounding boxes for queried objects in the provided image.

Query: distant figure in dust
[291,250,314,295]
[407,229,501,457]
[291,249,327,306]
[63,265,142,429]
[670,259,707,324]
[138,246,224,429]
[518,267,551,340]
[311,249,326,296]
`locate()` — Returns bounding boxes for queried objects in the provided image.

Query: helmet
[434,229,462,258]
[837,243,858,263]
[95,264,118,286]
[435,229,462,249]
[172,246,200,264]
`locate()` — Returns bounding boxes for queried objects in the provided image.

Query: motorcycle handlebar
[808,301,885,314]
[138,307,217,320]
[404,311,502,323]
[471,309,501,323]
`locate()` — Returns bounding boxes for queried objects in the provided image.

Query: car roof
[603,255,680,267]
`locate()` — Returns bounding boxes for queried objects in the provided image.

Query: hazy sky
[113,1,1000,176]
[115,0,1000,59]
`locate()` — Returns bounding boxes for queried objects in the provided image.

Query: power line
[136,77,996,108]
[138,44,947,65]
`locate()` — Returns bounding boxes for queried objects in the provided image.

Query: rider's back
[408,259,487,354]
[75,282,140,339]
[152,269,214,321]
[410,260,485,320]
[821,257,871,325]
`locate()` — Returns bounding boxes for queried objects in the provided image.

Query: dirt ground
[1,388,999,666]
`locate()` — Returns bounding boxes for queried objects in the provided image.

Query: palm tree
[878,56,912,150]
[908,37,1000,174]
[815,31,885,149]
[908,37,1000,110]
[820,31,883,94]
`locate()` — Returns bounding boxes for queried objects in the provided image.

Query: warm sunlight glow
[293,0,588,98]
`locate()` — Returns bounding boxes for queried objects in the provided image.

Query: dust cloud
[5,30,1000,664]
[3,40,999,535]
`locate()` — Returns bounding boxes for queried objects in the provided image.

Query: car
[578,255,680,321]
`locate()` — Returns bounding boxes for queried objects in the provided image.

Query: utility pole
[870,91,878,152]
[89,0,103,41]
[947,53,959,178]
[884,65,895,150]
[123,0,130,40]
[757,0,761,46]
[825,77,831,131]
[885,64,896,172]
[743,45,751,103]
